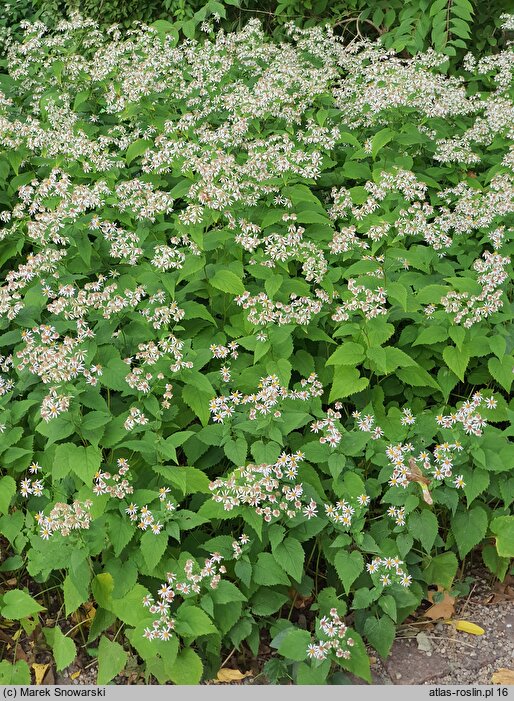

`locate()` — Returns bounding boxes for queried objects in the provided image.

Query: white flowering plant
[0,12,513,686]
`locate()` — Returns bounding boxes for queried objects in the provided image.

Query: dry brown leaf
[425,588,455,620]
[32,663,49,685]
[288,588,313,609]
[492,669,514,685]
[41,665,55,686]
[215,668,253,683]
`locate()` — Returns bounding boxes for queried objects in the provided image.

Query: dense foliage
[1,0,512,62]
[0,13,513,685]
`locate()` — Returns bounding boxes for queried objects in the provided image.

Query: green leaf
[481,544,509,581]
[326,342,365,366]
[253,553,290,585]
[210,580,246,605]
[329,366,369,402]
[175,604,218,637]
[366,346,415,374]
[462,468,489,507]
[140,531,168,571]
[371,128,395,158]
[96,635,128,684]
[126,138,152,165]
[169,647,203,685]
[272,537,305,583]
[91,573,114,609]
[224,437,247,466]
[182,385,211,426]
[443,346,469,382]
[379,594,397,622]
[336,630,371,683]
[209,270,245,295]
[423,552,458,588]
[364,615,395,658]
[44,626,77,672]
[490,516,514,558]
[364,318,395,347]
[413,326,448,346]
[0,476,16,515]
[63,575,88,617]
[488,356,514,392]
[334,550,364,594]
[296,210,330,225]
[451,506,488,558]
[408,510,438,553]
[53,443,101,483]
[296,660,331,684]
[0,660,31,684]
[109,585,150,628]
[274,627,311,661]
[396,365,440,390]
[1,590,45,619]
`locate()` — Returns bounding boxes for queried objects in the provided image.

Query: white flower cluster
[307,608,354,661]
[35,500,93,540]
[209,372,322,423]
[209,450,319,522]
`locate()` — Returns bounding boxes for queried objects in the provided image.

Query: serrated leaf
[371,128,395,158]
[329,366,369,402]
[126,139,152,165]
[488,356,514,393]
[364,615,395,658]
[334,550,364,594]
[209,270,245,295]
[53,443,101,483]
[96,636,128,684]
[253,553,290,585]
[451,506,488,559]
[443,346,469,382]
[272,537,304,583]
[0,476,16,514]
[169,647,203,685]
[274,627,311,662]
[1,590,45,619]
[140,530,168,571]
[326,342,365,366]
[408,510,438,553]
[44,626,76,672]
[490,516,514,558]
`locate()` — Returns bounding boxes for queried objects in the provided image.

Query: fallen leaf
[70,671,81,680]
[444,620,485,635]
[288,588,313,609]
[491,576,514,604]
[42,666,55,686]
[32,663,49,685]
[215,668,253,683]
[425,589,455,620]
[492,669,514,685]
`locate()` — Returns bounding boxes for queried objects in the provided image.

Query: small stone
[396,673,402,680]
[416,631,433,653]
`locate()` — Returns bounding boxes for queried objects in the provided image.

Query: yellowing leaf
[215,668,252,683]
[444,619,485,635]
[70,671,81,680]
[32,663,49,685]
[492,669,514,685]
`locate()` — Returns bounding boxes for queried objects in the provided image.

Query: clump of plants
[0,13,512,685]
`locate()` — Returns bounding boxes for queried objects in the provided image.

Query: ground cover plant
[0,12,513,685]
